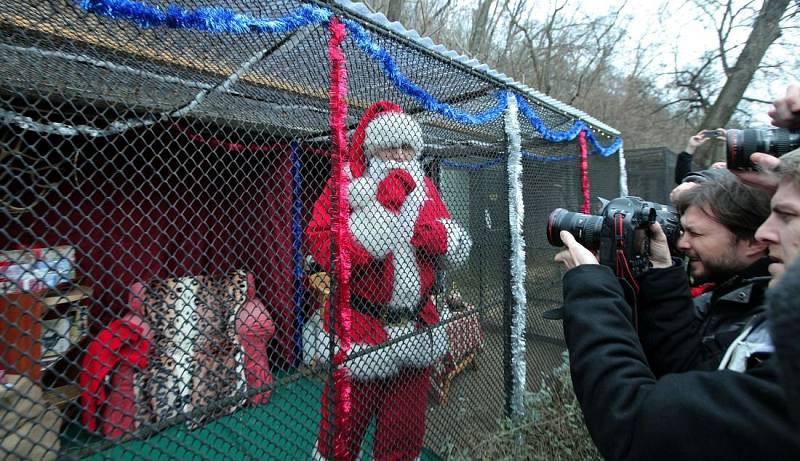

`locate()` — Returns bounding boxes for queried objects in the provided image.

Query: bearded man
[304,101,471,460]
[634,172,772,376]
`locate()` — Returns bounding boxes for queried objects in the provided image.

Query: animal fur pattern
[137,273,249,429]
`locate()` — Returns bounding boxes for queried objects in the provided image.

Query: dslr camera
[547,197,681,279]
[726,128,800,170]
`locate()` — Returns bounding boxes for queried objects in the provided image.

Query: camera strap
[614,213,640,331]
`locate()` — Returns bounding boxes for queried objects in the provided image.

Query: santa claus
[305,101,472,460]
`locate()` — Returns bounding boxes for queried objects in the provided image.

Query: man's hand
[685,132,709,154]
[648,222,672,269]
[730,153,781,193]
[669,181,698,205]
[554,231,599,269]
[768,83,800,130]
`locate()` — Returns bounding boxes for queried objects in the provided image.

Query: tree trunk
[385,0,405,22]
[468,0,495,58]
[695,0,790,166]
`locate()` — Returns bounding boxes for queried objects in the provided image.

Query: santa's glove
[348,176,379,210]
[377,169,417,214]
[440,219,473,269]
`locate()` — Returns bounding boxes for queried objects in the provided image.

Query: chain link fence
[1,1,622,459]
[623,147,677,205]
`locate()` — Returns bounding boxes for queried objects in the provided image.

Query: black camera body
[726,128,800,170]
[548,196,681,279]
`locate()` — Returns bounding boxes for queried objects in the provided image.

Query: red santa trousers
[316,366,432,461]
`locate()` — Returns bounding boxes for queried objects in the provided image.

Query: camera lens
[547,208,605,250]
[726,128,800,169]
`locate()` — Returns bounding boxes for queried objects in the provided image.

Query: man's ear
[740,237,769,258]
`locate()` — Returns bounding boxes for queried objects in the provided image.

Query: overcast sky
[556,0,796,125]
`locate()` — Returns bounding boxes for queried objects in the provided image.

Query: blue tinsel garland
[522,151,578,162]
[78,0,332,33]
[342,18,508,125]
[76,0,623,155]
[290,141,305,367]
[441,155,506,170]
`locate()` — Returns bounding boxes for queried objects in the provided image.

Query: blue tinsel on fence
[441,155,506,170]
[515,94,623,156]
[76,0,623,155]
[290,142,305,367]
[342,18,508,125]
[521,151,577,162]
[78,0,332,33]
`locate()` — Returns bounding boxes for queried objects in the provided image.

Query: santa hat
[349,101,423,178]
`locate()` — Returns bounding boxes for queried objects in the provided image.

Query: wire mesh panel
[624,147,677,204]
[0,1,622,459]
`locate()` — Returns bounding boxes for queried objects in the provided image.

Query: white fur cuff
[439,219,472,269]
[348,177,379,210]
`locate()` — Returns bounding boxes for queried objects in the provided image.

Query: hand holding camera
[553,231,599,269]
[647,222,673,269]
[548,197,681,282]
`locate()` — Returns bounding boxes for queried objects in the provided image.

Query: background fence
[0,1,622,459]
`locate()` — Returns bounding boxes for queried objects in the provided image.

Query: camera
[547,197,681,279]
[726,128,800,170]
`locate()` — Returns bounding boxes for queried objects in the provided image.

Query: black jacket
[562,265,800,461]
[675,151,692,183]
[769,259,800,426]
[636,257,771,376]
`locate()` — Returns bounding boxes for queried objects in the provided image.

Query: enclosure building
[0,0,625,459]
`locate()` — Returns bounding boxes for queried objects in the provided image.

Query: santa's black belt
[350,294,423,324]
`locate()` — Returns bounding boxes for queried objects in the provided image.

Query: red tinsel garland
[579,130,590,214]
[327,16,355,461]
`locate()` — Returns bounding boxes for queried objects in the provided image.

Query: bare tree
[385,0,406,22]
[662,0,794,165]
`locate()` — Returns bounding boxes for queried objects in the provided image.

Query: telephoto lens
[726,128,800,170]
[546,208,604,250]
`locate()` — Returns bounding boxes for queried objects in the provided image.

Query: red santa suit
[305,102,471,460]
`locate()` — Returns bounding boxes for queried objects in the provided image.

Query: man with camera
[636,173,773,376]
[554,219,799,459]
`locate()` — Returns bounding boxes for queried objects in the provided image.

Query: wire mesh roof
[0,0,619,155]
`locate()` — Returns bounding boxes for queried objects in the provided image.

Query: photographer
[732,146,800,425]
[674,129,725,184]
[555,227,800,460]
[636,173,772,376]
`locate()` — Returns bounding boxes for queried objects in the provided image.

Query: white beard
[348,157,429,313]
[365,157,426,186]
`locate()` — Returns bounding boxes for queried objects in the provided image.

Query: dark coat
[636,257,771,376]
[769,259,800,426]
[562,264,800,461]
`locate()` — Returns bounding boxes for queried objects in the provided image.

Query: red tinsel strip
[172,124,329,156]
[328,16,355,461]
[579,130,590,214]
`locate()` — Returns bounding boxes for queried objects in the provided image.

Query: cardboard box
[0,246,75,294]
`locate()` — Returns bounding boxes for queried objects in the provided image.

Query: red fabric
[236,297,276,405]
[2,135,298,367]
[316,367,432,460]
[79,317,150,433]
[101,362,136,439]
[376,169,416,214]
[307,175,452,346]
[690,282,716,298]
[579,130,591,214]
